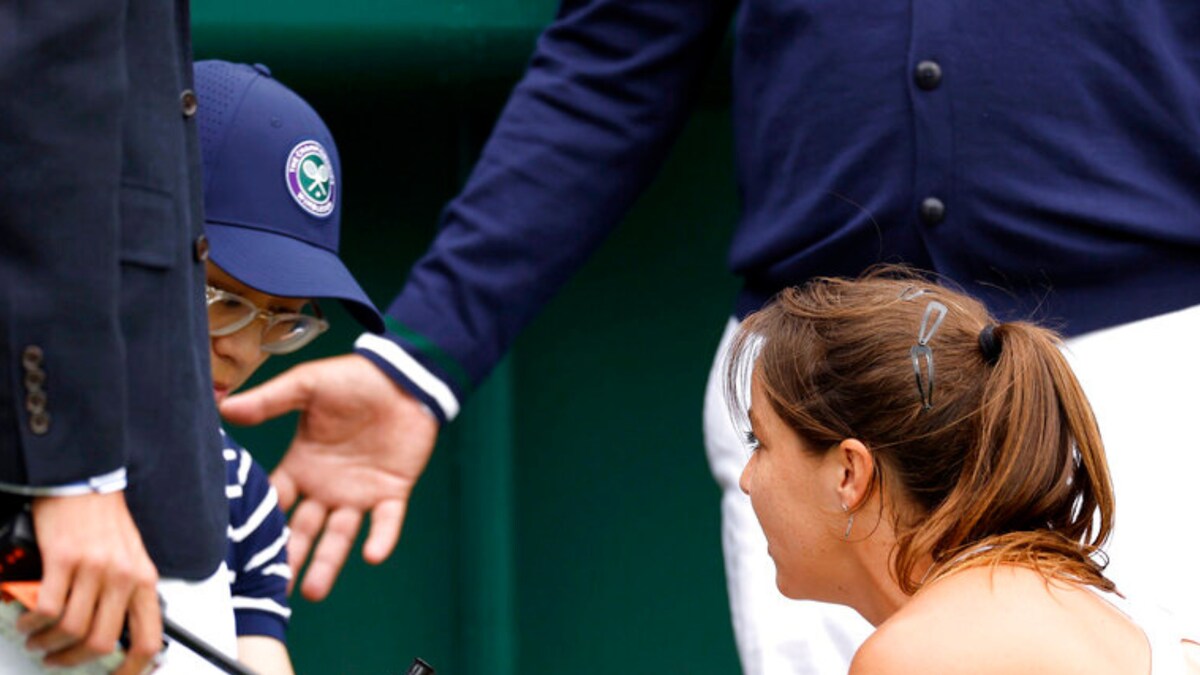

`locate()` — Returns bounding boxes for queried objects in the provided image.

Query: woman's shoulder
[850,565,1147,675]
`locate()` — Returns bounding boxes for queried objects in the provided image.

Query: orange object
[0,581,39,609]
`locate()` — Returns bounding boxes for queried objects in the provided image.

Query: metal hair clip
[910,300,948,411]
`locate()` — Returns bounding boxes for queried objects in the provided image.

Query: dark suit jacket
[0,0,225,578]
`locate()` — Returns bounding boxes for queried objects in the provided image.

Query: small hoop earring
[841,503,854,540]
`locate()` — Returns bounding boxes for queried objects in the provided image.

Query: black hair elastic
[978,324,1002,365]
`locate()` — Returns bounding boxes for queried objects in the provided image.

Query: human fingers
[287,499,327,583]
[300,506,362,602]
[76,546,155,668]
[16,554,71,635]
[23,493,159,670]
[363,498,406,565]
[271,467,298,512]
[219,362,315,426]
[110,585,161,675]
[26,558,100,655]
[111,654,158,675]
[42,572,130,667]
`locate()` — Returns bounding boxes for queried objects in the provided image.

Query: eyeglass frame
[205,284,330,354]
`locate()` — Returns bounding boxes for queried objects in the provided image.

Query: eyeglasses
[206,285,330,354]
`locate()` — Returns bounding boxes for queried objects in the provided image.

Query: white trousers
[1063,304,1200,635]
[703,304,1200,674]
[156,565,238,673]
[0,564,237,674]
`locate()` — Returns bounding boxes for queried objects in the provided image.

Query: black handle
[406,657,436,675]
[162,614,258,675]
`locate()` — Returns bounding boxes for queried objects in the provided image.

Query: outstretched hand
[219,354,439,601]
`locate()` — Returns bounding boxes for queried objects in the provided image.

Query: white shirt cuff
[0,467,127,497]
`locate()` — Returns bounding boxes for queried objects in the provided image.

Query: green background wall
[194,3,743,673]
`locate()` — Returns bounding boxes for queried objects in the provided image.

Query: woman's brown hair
[727,266,1115,594]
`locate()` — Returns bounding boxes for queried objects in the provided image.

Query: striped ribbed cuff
[354,333,460,423]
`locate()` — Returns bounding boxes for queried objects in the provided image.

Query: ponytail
[897,322,1115,593]
[730,268,1118,596]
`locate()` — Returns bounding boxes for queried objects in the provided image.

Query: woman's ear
[834,438,874,512]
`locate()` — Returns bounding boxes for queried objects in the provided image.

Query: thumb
[219,364,314,425]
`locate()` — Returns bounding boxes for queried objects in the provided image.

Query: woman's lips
[213,384,230,403]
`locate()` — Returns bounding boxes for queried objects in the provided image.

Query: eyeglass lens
[206,287,325,353]
[208,293,258,334]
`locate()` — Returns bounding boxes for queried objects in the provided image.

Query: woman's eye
[743,430,760,452]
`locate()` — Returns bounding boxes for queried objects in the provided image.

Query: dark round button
[181,89,198,117]
[21,345,43,369]
[252,63,273,78]
[914,60,943,90]
[920,197,946,225]
[194,234,209,263]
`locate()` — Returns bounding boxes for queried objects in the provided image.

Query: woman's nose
[739,455,755,495]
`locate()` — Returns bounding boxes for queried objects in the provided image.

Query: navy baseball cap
[194,60,384,334]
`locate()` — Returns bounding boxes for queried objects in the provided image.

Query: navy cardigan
[360,0,1200,421]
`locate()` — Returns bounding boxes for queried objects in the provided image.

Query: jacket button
[30,411,50,435]
[26,390,46,414]
[914,60,943,90]
[181,89,198,118]
[24,370,45,388]
[21,345,43,370]
[920,197,946,225]
[194,234,209,262]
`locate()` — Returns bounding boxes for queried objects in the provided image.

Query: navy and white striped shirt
[221,428,291,642]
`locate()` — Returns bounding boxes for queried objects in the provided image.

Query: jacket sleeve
[357,0,737,422]
[0,0,130,487]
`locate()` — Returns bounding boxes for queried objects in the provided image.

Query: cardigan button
[920,197,946,225]
[915,60,943,90]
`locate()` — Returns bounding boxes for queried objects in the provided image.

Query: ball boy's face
[207,262,309,403]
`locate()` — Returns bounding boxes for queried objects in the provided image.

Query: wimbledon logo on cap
[285,140,336,218]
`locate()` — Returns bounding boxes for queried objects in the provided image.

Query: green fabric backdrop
[195,3,743,672]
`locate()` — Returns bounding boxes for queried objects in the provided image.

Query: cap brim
[205,222,385,334]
